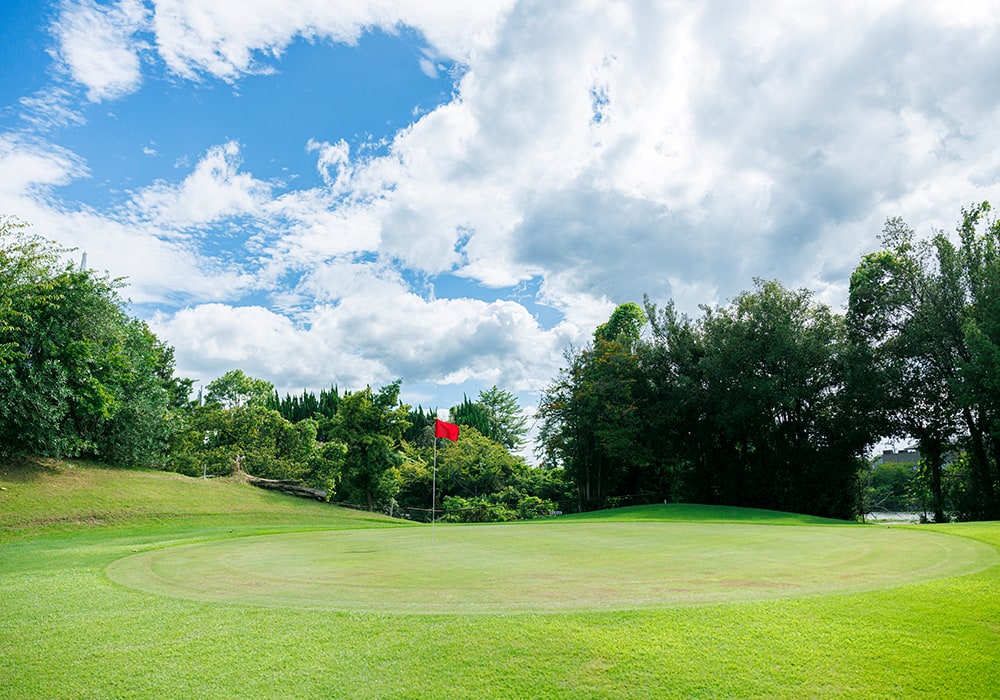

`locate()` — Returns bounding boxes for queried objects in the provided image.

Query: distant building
[875,446,920,465]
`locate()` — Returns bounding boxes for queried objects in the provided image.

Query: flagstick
[432,436,437,542]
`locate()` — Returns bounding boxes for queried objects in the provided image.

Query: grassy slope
[2,460,999,699]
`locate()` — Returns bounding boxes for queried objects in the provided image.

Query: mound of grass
[0,458,398,537]
[3,460,999,699]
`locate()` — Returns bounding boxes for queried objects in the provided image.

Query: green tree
[403,405,436,447]
[848,218,967,521]
[201,405,316,480]
[477,385,528,450]
[594,301,646,344]
[433,427,557,522]
[0,217,186,465]
[639,297,709,503]
[450,395,491,437]
[169,386,344,489]
[691,280,866,518]
[435,427,521,500]
[538,302,649,511]
[950,203,1000,517]
[623,280,877,518]
[205,369,274,409]
[330,381,411,511]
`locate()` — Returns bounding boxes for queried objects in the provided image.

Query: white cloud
[314,0,1000,318]
[148,0,516,81]
[18,86,88,130]
[17,0,1000,413]
[54,0,149,102]
[152,281,574,398]
[0,136,253,304]
[128,141,271,228]
[306,138,351,191]
[0,135,86,193]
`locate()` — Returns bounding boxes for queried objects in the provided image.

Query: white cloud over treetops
[6,0,1000,418]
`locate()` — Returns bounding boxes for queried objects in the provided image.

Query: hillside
[0,458,400,538]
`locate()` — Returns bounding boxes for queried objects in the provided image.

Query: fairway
[107,521,997,613]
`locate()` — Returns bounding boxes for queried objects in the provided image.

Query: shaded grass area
[559,502,854,526]
[2,461,999,698]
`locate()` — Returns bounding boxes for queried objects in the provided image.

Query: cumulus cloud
[128,140,271,228]
[15,0,1000,413]
[321,0,1000,316]
[152,285,573,397]
[148,0,515,81]
[54,0,149,102]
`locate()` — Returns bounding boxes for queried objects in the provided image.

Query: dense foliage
[0,217,187,466]
[539,287,869,519]
[170,371,560,520]
[539,205,1000,521]
[847,203,1000,520]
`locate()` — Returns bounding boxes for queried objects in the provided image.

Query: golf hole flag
[435,419,460,441]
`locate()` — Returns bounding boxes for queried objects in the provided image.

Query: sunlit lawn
[2,461,999,699]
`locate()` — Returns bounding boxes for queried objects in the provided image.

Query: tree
[690,280,867,518]
[639,297,710,503]
[205,369,274,409]
[202,405,317,480]
[0,217,186,465]
[169,371,345,488]
[450,395,491,437]
[329,381,411,510]
[543,285,870,519]
[595,301,646,344]
[950,203,1000,517]
[403,405,436,447]
[848,217,970,521]
[435,427,520,500]
[433,427,558,522]
[477,385,528,451]
[537,302,649,511]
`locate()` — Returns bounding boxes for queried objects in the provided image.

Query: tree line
[171,370,566,520]
[5,203,1000,522]
[538,203,1000,521]
[0,218,563,521]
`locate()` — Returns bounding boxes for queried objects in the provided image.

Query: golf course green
[4,463,1000,698]
[107,520,996,613]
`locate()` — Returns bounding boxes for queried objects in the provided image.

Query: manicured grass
[108,521,994,613]
[2,460,1000,698]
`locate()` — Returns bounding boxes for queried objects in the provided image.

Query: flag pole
[432,434,437,542]
[431,418,458,542]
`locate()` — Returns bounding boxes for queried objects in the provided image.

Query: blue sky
[3,0,1000,458]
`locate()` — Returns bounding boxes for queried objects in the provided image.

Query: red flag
[434,419,460,441]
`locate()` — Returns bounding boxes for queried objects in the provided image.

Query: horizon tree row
[538,286,869,520]
[539,203,1000,522]
[174,368,558,518]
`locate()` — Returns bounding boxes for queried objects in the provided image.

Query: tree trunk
[923,441,946,523]
[245,475,327,501]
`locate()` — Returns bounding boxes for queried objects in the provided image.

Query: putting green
[106,522,998,613]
